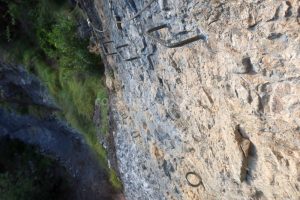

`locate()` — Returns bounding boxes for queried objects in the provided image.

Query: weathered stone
[88,0,300,199]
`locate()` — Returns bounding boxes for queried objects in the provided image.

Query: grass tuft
[0,0,122,190]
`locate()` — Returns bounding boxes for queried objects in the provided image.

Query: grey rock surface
[85,0,300,199]
[0,62,58,110]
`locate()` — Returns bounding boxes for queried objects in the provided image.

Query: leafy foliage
[39,13,100,70]
[0,0,121,190]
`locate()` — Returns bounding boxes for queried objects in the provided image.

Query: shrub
[0,0,122,190]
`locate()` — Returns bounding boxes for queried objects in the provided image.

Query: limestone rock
[86,0,300,199]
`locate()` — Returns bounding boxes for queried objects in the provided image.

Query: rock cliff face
[84,0,300,199]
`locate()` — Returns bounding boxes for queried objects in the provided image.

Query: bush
[0,0,121,189]
[39,13,100,70]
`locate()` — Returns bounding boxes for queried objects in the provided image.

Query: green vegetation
[0,138,71,200]
[0,0,121,190]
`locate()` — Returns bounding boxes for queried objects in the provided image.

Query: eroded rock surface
[85,0,300,199]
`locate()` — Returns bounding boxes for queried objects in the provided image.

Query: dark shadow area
[0,137,75,200]
[246,143,258,184]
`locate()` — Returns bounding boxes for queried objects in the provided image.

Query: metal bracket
[116,44,140,61]
[101,41,140,62]
[146,24,207,48]
[102,41,118,56]
[147,54,154,70]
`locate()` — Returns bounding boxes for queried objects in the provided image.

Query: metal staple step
[146,24,207,48]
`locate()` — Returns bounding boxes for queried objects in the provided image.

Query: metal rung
[116,44,140,61]
[101,41,140,62]
[118,54,140,61]
[146,24,207,48]
[102,41,118,56]
[92,0,157,33]
[103,41,114,44]
[105,52,118,56]
[125,0,157,22]
[116,44,129,49]
[147,54,154,70]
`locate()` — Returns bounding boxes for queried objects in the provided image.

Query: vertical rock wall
[89,0,300,199]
